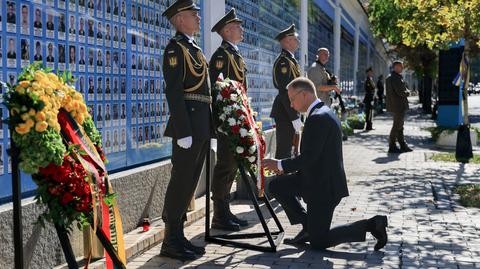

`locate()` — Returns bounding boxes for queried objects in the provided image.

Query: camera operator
[307,48,341,107]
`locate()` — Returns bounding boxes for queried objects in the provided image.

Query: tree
[368,0,480,122]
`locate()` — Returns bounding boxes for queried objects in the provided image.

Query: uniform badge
[281,67,288,74]
[168,56,178,67]
[216,60,224,69]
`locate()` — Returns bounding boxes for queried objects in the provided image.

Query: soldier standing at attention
[209,8,249,231]
[270,24,302,158]
[160,0,213,261]
[364,67,376,131]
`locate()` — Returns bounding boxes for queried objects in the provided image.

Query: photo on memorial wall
[79,46,85,65]
[34,7,42,28]
[21,39,30,62]
[34,41,43,61]
[105,23,111,41]
[46,12,54,31]
[6,2,17,30]
[58,13,66,33]
[21,4,30,35]
[69,15,75,34]
[58,44,65,63]
[79,17,85,36]
[88,76,94,94]
[46,42,54,62]
[78,76,85,93]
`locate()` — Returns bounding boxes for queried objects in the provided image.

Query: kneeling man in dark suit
[263,77,388,251]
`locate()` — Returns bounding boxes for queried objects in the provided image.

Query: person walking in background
[307,48,341,107]
[270,24,302,158]
[386,60,412,153]
[377,75,385,114]
[364,67,376,131]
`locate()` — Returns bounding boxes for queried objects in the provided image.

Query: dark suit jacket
[270,49,300,122]
[162,32,213,140]
[281,101,349,204]
[385,71,409,113]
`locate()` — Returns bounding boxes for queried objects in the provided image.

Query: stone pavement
[127,101,480,269]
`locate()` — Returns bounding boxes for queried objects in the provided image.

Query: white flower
[249,146,256,154]
[239,115,245,120]
[219,114,226,121]
[236,146,244,154]
[223,106,232,113]
[227,118,236,126]
[232,103,240,110]
[240,128,248,137]
[216,94,223,101]
[230,94,238,100]
[248,156,256,163]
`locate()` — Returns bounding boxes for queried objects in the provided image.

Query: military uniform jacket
[385,72,409,113]
[363,77,376,103]
[162,32,213,140]
[209,41,248,89]
[270,49,300,122]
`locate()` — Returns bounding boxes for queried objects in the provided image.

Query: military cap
[211,8,243,33]
[162,0,200,20]
[392,60,404,66]
[275,24,298,41]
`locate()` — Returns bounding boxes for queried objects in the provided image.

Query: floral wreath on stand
[213,79,267,196]
[3,62,114,231]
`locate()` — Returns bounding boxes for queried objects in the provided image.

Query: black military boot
[388,144,401,153]
[212,202,240,231]
[400,143,413,152]
[367,215,388,251]
[177,225,206,255]
[160,224,197,261]
[224,201,248,227]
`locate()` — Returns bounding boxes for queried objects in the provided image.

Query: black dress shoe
[182,238,206,255]
[368,215,388,251]
[400,145,413,152]
[212,217,241,231]
[284,229,309,245]
[388,146,401,153]
[160,242,197,261]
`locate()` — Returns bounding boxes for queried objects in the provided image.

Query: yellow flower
[25,119,35,128]
[34,71,47,82]
[64,103,73,112]
[79,103,87,113]
[75,114,85,125]
[35,121,49,132]
[15,86,25,94]
[21,113,30,121]
[28,109,36,116]
[35,112,46,121]
[15,124,31,135]
[19,81,30,88]
[47,73,59,82]
[74,92,83,101]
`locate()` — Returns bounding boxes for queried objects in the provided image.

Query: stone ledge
[54,195,211,269]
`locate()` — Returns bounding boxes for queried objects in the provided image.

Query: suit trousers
[389,111,406,146]
[162,139,209,226]
[269,173,368,249]
[275,120,295,159]
[211,134,237,203]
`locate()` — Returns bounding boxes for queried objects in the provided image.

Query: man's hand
[262,158,283,175]
[333,86,342,94]
[292,133,300,156]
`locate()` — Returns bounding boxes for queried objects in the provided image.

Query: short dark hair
[287,77,317,96]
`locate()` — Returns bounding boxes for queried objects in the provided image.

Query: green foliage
[425,126,456,141]
[341,121,354,136]
[346,113,366,130]
[82,117,102,147]
[454,184,480,208]
[430,152,480,163]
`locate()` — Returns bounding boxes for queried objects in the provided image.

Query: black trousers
[162,139,209,226]
[365,101,373,128]
[389,111,406,146]
[275,120,295,159]
[269,173,368,249]
[211,134,237,204]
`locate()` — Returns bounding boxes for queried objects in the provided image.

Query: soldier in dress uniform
[160,0,213,261]
[209,8,249,232]
[270,24,302,159]
[364,67,376,131]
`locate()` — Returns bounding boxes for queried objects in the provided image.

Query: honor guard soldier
[270,24,302,158]
[209,8,249,232]
[160,0,213,261]
[364,67,376,131]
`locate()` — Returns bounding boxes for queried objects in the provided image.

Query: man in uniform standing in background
[209,8,249,232]
[160,0,213,261]
[307,48,341,108]
[270,24,302,158]
[364,67,376,131]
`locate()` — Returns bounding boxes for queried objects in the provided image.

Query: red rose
[232,125,240,134]
[221,89,231,99]
[60,192,74,206]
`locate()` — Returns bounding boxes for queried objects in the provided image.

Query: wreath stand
[204,146,284,252]
[10,135,126,269]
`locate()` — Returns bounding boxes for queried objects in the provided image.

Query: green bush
[347,113,365,130]
[341,121,353,136]
[425,125,480,142]
[454,184,480,208]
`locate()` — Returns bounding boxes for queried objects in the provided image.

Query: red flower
[60,192,74,206]
[220,89,231,99]
[232,125,240,134]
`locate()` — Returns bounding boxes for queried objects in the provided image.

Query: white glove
[291,118,302,134]
[177,136,192,149]
[210,138,217,152]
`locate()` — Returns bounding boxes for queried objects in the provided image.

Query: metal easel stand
[205,147,284,252]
